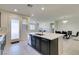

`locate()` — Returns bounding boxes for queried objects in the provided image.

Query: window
[30,23,35,30]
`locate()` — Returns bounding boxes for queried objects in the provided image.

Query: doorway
[21,19,28,41]
[11,19,20,42]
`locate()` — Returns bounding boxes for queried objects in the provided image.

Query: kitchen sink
[36,33,44,36]
[0,35,2,37]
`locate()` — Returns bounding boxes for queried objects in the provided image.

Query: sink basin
[36,33,44,36]
[0,35,2,37]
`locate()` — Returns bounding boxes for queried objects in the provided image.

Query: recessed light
[32,14,34,16]
[14,9,18,12]
[41,7,45,11]
[62,20,68,24]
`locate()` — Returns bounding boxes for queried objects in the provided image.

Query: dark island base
[30,34,58,55]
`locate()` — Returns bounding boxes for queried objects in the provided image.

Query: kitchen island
[29,32,64,55]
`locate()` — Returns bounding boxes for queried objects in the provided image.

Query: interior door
[11,19,20,41]
[21,19,28,41]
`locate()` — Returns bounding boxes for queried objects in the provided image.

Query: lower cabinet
[35,37,41,52]
[1,38,6,50]
[41,39,50,55]
[0,36,6,55]
[31,35,36,49]
[30,35,58,55]
[50,38,58,55]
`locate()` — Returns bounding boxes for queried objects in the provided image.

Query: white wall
[30,17,79,35]
[38,21,52,32]
[1,11,11,41]
[30,18,56,32]
[0,10,29,42]
[57,18,79,35]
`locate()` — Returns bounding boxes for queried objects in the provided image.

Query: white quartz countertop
[30,32,64,40]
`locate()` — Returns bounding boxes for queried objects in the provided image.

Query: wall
[30,17,79,35]
[0,10,29,42]
[57,18,79,35]
[1,11,10,41]
[30,18,57,32]
[38,21,52,32]
[38,20,59,32]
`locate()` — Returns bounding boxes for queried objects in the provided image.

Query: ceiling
[0,4,79,21]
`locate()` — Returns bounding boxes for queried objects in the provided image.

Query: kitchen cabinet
[35,36,41,52]
[30,35,36,49]
[49,38,58,55]
[41,38,50,55]
[1,36,6,50]
[29,32,63,55]
[30,34,59,55]
[0,35,6,55]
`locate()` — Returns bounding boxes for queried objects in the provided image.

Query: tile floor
[3,40,41,55]
[3,37,79,55]
[63,38,79,55]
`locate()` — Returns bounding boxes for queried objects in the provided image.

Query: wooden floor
[3,37,79,55]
